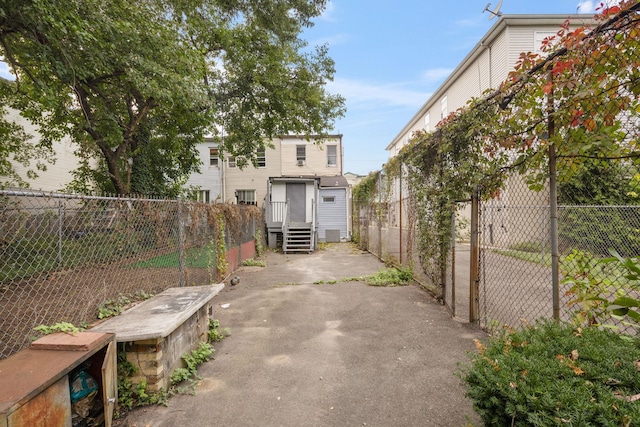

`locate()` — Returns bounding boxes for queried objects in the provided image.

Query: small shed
[318,175,349,242]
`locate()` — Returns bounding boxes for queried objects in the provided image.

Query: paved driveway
[119,243,485,427]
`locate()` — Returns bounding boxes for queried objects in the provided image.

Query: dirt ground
[0,256,210,359]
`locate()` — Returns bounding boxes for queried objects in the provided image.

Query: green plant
[215,214,229,280]
[97,291,154,319]
[460,320,640,426]
[169,342,215,393]
[208,319,231,342]
[33,322,84,336]
[116,351,168,414]
[562,249,640,328]
[254,229,264,258]
[347,266,413,287]
[241,258,266,267]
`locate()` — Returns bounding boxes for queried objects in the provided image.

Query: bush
[559,207,640,258]
[460,320,640,426]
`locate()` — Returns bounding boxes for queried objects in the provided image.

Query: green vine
[215,213,229,280]
[253,228,264,258]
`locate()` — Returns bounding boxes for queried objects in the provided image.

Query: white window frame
[209,148,219,167]
[327,145,337,167]
[440,95,448,119]
[296,145,306,162]
[198,190,210,203]
[424,112,430,131]
[257,148,266,168]
[236,189,256,205]
[228,156,237,168]
[322,196,336,203]
[535,31,558,56]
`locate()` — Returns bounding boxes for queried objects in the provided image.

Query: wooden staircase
[283,223,313,253]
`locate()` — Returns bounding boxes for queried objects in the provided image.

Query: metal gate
[475,183,554,331]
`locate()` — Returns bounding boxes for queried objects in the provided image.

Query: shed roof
[319,175,349,188]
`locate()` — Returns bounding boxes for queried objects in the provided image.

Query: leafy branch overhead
[0,0,345,195]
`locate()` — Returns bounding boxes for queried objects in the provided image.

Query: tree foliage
[0,0,344,195]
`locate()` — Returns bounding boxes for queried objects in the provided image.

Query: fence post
[469,187,480,324]
[177,197,185,287]
[547,70,560,321]
[399,161,403,265]
[58,200,63,268]
[450,205,456,317]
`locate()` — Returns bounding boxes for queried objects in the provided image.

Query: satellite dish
[483,0,503,20]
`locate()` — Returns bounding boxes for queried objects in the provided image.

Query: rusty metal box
[0,332,116,427]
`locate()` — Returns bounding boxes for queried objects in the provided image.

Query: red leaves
[552,59,576,76]
[600,5,622,17]
[584,117,597,131]
[570,110,584,127]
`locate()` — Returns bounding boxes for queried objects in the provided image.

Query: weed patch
[241,258,266,267]
[345,266,413,287]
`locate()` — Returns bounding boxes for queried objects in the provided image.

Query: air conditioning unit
[297,160,305,166]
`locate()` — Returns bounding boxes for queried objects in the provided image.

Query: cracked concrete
[118,243,485,427]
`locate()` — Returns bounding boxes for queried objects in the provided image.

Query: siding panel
[317,188,347,240]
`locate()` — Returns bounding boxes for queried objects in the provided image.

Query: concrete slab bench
[91,284,224,392]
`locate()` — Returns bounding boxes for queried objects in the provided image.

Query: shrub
[460,320,640,426]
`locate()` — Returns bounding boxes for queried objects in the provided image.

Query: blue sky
[0,1,614,177]
[304,0,615,175]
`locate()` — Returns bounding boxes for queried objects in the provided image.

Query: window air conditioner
[297,160,305,166]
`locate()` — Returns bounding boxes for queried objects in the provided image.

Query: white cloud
[327,77,431,109]
[577,0,621,13]
[319,1,336,22]
[422,68,453,83]
[577,1,596,12]
[309,33,350,48]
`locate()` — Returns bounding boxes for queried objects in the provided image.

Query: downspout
[340,135,344,175]
[399,161,403,264]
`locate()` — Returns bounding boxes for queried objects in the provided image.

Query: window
[424,112,430,131]
[322,196,335,203]
[296,145,306,162]
[327,145,337,167]
[198,190,210,203]
[236,190,256,205]
[228,156,237,168]
[535,31,557,55]
[209,148,219,167]
[257,148,266,168]
[440,95,448,119]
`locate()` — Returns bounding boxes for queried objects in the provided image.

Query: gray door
[286,183,306,223]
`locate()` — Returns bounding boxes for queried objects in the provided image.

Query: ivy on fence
[353,0,640,307]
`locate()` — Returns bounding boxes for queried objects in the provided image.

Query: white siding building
[183,138,223,203]
[2,108,82,192]
[387,15,594,156]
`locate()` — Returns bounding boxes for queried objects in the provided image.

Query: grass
[127,247,212,269]
[493,248,552,267]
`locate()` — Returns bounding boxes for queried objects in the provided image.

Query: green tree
[0,0,344,195]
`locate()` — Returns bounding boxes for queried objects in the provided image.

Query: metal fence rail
[476,184,640,333]
[0,190,261,359]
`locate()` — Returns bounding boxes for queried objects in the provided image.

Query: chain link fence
[0,189,262,359]
[354,5,640,334]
